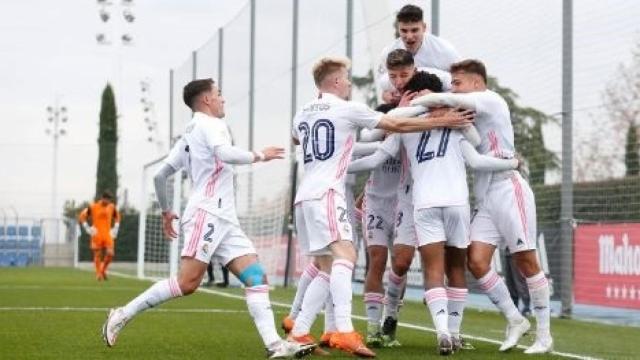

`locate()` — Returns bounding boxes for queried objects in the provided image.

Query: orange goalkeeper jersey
[78,202,120,238]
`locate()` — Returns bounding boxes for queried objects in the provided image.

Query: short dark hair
[375,103,397,114]
[183,78,215,109]
[101,190,114,200]
[405,71,444,93]
[396,4,423,23]
[450,59,487,84]
[386,49,414,70]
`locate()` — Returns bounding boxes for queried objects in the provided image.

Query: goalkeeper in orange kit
[78,191,121,281]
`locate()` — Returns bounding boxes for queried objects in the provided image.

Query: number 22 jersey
[292,92,382,203]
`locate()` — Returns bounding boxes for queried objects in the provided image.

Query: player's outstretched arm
[215,144,284,164]
[410,92,478,110]
[348,149,392,173]
[460,140,518,171]
[353,141,381,157]
[376,108,474,133]
[360,128,386,142]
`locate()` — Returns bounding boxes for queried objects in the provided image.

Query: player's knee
[331,240,357,263]
[467,256,488,278]
[392,256,412,276]
[514,251,540,277]
[238,263,266,287]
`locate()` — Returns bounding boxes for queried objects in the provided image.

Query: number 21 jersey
[401,124,468,209]
[292,92,381,203]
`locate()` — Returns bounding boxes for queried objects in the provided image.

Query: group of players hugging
[101,4,552,359]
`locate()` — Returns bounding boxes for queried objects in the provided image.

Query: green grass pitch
[0,267,638,359]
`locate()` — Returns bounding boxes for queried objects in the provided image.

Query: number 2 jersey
[163,112,239,225]
[292,92,382,203]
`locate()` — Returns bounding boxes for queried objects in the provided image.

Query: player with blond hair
[287,56,474,357]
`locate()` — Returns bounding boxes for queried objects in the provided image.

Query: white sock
[324,293,337,333]
[424,287,449,336]
[291,271,330,336]
[289,263,319,319]
[446,287,468,337]
[330,259,355,333]
[383,270,406,320]
[477,270,524,324]
[526,272,551,339]
[122,277,182,318]
[364,292,385,327]
[246,285,281,347]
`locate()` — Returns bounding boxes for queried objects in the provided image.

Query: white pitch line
[0,285,142,291]
[104,270,601,360]
[0,306,250,314]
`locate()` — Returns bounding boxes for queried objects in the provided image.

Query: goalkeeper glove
[82,222,97,236]
[110,223,120,238]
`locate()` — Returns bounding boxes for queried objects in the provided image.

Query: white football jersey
[378,66,453,93]
[164,112,239,225]
[465,90,516,202]
[365,137,402,199]
[401,124,469,209]
[377,33,460,84]
[293,93,382,203]
[377,134,413,205]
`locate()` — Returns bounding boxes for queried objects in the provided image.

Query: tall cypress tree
[96,84,118,201]
[625,122,639,176]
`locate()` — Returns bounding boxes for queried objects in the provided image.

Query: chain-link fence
[164,0,640,316]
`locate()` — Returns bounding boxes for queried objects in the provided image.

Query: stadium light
[99,9,110,22]
[123,9,135,23]
[121,33,133,45]
[45,103,68,242]
[96,33,111,45]
[139,80,163,153]
[96,0,135,46]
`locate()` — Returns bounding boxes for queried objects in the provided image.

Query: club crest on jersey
[202,244,209,254]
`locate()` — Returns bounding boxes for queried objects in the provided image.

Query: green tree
[603,37,640,178]
[487,77,559,185]
[625,122,639,176]
[96,84,118,200]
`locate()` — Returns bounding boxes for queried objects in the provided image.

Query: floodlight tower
[45,103,68,242]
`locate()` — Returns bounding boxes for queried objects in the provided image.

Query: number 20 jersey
[400,122,468,210]
[292,92,382,204]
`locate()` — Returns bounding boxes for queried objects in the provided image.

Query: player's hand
[398,91,417,107]
[515,153,530,179]
[162,211,179,239]
[382,90,401,104]
[110,223,120,238]
[89,226,98,236]
[439,108,475,129]
[260,146,285,161]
